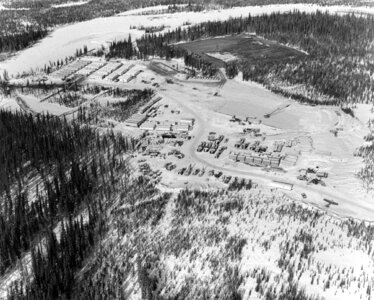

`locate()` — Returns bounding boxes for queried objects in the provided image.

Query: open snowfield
[17,93,72,115]
[51,1,89,8]
[1,4,374,76]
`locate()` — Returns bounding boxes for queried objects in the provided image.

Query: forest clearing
[176,35,305,68]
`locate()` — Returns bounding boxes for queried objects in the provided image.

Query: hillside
[9,184,374,299]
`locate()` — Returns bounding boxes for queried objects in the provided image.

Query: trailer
[268,180,293,191]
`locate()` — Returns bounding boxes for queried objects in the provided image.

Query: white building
[180,118,195,126]
[125,113,147,127]
[268,181,293,191]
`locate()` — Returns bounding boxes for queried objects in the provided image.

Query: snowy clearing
[206,52,238,62]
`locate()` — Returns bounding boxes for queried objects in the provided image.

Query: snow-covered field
[1,4,374,76]
[51,1,89,8]
[206,52,238,62]
[0,96,20,111]
[0,4,29,10]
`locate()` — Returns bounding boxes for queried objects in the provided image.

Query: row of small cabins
[89,62,123,80]
[76,60,106,76]
[229,152,282,168]
[51,58,141,82]
[51,59,91,80]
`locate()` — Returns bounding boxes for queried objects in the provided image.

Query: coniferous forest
[0,110,136,298]
[2,3,374,299]
[107,11,374,106]
[0,0,372,53]
[0,26,48,53]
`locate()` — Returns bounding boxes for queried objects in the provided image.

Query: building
[175,124,190,132]
[229,153,238,161]
[125,113,147,127]
[286,140,293,147]
[237,154,246,163]
[316,171,328,178]
[180,118,195,126]
[262,158,271,166]
[105,64,134,81]
[156,124,172,132]
[269,181,293,191]
[253,156,262,165]
[245,156,254,164]
[140,121,156,131]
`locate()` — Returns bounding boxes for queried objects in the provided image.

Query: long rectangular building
[125,113,147,127]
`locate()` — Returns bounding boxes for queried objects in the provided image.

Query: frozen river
[1,4,373,76]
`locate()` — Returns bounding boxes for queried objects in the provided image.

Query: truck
[210,147,218,154]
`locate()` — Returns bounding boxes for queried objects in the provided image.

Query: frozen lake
[1,4,373,76]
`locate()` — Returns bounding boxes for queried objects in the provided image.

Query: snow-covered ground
[117,4,188,16]
[206,52,238,62]
[0,3,29,10]
[17,93,73,115]
[0,96,20,111]
[1,4,374,76]
[51,1,89,8]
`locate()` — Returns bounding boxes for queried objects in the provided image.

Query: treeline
[117,11,374,105]
[3,0,85,9]
[1,0,373,52]
[356,125,374,191]
[0,25,48,52]
[0,110,135,278]
[108,35,219,76]
[77,88,154,124]
[1,111,94,192]
[0,1,201,47]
